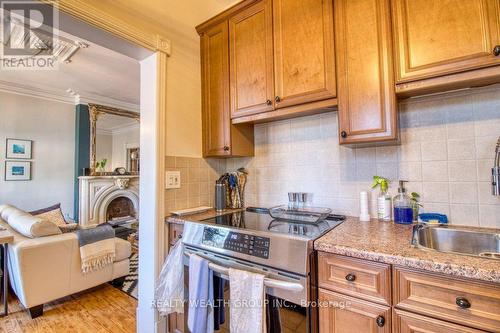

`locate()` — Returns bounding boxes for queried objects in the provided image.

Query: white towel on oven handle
[229,268,267,333]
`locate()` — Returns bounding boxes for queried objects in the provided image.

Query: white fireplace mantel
[78,175,139,227]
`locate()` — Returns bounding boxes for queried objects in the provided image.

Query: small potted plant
[410,192,423,222]
[95,158,108,173]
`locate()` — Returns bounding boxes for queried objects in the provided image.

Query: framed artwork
[5,161,31,181]
[6,138,32,159]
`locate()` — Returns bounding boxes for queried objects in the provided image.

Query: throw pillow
[30,203,67,226]
[6,206,61,238]
[59,223,78,233]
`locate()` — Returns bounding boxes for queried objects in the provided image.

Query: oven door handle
[186,252,304,293]
[208,261,304,293]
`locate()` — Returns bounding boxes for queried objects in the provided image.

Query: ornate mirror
[89,104,140,175]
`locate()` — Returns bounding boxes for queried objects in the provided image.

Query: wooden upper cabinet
[229,0,274,119]
[200,21,254,158]
[392,0,500,83]
[201,22,231,157]
[335,0,397,144]
[273,0,336,109]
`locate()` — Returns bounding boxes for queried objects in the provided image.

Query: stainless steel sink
[412,224,500,260]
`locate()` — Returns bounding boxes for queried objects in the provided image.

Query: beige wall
[88,0,239,157]
[226,85,500,228]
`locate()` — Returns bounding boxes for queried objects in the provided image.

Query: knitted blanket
[76,224,115,273]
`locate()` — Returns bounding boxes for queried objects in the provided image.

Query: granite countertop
[315,218,500,284]
[166,208,244,225]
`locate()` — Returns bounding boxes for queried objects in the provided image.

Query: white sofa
[0,218,131,318]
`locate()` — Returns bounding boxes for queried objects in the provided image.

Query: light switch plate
[166,171,181,189]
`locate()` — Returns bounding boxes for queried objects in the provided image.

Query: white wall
[96,132,113,171]
[111,125,140,170]
[226,85,500,228]
[96,125,140,171]
[0,91,76,218]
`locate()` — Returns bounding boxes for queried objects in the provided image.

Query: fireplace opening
[106,197,136,225]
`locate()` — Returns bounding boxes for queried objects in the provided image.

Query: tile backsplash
[164,156,225,215]
[226,85,500,228]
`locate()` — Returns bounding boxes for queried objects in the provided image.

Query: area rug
[113,253,138,299]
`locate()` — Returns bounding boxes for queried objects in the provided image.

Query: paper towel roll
[359,191,370,221]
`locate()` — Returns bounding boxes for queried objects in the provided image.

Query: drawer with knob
[319,289,391,333]
[318,252,391,306]
[393,267,500,332]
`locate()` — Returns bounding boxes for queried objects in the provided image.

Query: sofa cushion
[0,204,17,221]
[115,238,132,261]
[2,206,61,238]
[29,203,67,226]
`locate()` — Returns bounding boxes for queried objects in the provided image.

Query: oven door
[183,245,311,333]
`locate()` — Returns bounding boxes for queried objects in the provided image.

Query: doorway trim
[44,2,170,332]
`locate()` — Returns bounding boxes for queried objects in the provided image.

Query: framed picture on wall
[6,138,32,159]
[5,161,32,181]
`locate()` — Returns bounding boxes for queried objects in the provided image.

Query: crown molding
[77,95,139,112]
[44,0,171,56]
[0,80,75,104]
[0,80,140,111]
[96,122,139,136]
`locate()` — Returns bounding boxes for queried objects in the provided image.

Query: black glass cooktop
[201,207,344,240]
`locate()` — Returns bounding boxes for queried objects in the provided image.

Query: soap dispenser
[393,180,413,224]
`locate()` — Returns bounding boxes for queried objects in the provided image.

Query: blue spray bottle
[393,180,413,224]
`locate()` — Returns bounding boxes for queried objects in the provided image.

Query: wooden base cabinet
[334,0,397,145]
[393,309,488,333]
[317,252,500,333]
[319,289,391,333]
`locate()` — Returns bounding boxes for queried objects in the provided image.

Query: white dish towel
[229,268,267,333]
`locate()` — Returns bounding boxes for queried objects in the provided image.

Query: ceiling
[99,0,240,34]
[97,113,139,133]
[0,27,140,109]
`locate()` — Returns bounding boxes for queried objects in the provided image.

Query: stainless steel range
[181,207,344,332]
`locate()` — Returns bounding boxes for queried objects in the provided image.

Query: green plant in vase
[371,176,391,221]
[95,158,108,173]
[410,192,423,222]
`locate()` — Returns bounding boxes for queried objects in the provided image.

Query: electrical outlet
[166,171,181,189]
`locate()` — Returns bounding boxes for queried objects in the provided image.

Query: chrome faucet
[493,136,500,196]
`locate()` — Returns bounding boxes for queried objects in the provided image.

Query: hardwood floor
[0,284,137,333]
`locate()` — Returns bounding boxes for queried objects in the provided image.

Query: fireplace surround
[78,175,139,228]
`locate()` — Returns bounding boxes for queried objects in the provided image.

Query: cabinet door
[201,21,231,157]
[273,0,336,109]
[229,0,274,118]
[319,289,391,333]
[335,0,397,144]
[393,309,488,333]
[393,0,500,83]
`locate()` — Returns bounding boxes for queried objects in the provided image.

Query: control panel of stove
[202,227,270,259]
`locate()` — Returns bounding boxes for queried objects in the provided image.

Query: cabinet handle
[275,96,281,103]
[345,273,356,282]
[266,99,272,106]
[456,297,471,309]
[223,146,230,151]
[494,45,500,56]
[376,316,385,327]
[340,131,347,138]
